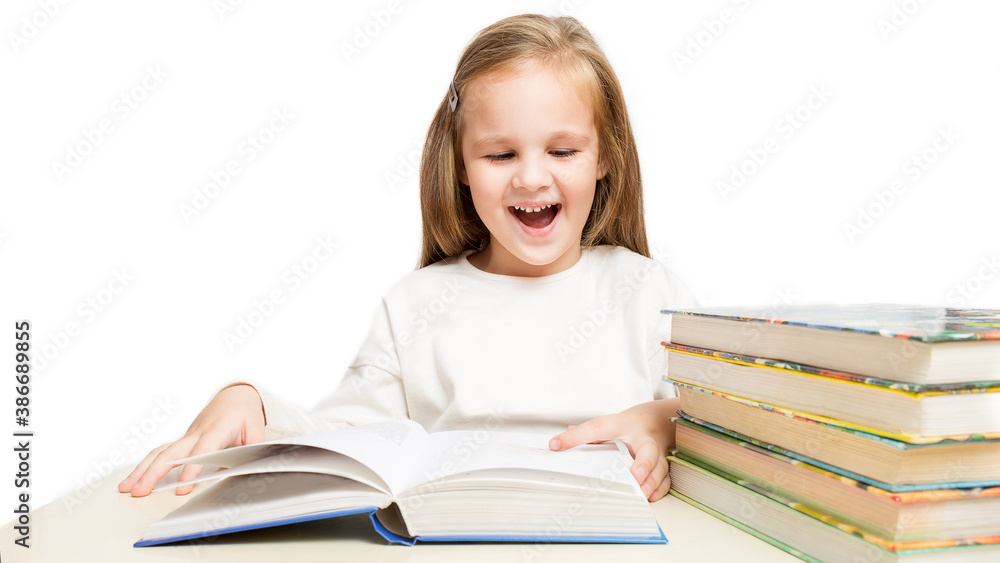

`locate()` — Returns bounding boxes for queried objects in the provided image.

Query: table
[0,468,800,562]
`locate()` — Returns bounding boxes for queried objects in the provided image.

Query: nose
[512,153,554,191]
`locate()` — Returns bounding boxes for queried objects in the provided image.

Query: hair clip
[449,80,459,112]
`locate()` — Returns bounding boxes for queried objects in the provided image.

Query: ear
[458,162,469,185]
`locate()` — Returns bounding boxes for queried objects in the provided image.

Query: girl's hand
[548,398,679,502]
[117,384,266,497]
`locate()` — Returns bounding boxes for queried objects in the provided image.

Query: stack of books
[663,305,1000,562]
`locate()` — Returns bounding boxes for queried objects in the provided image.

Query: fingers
[649,471,671,502]
[649,459,670,502]
[549,416,619,451]
[118,443,169,493]
[630,437,660,488]
[174,430,239,495]
[641,455,670,501]
[175,459,206,496]
[125,438,196,497]
[119,383,267,497]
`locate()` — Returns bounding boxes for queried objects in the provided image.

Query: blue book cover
[135,506,668,547]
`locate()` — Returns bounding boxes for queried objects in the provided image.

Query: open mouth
[510,203,560,230]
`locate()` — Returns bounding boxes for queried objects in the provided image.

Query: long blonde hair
[417,14,649,268]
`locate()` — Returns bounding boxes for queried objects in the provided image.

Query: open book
[134,420,665,547]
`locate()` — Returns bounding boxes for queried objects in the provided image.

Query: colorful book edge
[669,456,1000,555]
[669,380,1000,445]
[661,305,1000,342]
[673,416,1000,500]
[663,342,1000,394]
[673,412,1000,492]
[667,489,822,563]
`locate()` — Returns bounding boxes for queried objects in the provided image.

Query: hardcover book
[671,381,1000,486]
[134,420,665,547]
[668,456,1000,562]
[662,305,1000,384]
[664,343,1000,437]
[673,417,1000,543]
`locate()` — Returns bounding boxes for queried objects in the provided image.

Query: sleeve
[645,262,701,401]
[244,298,410,441]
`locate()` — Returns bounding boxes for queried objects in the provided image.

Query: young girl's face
[459,63,605,277]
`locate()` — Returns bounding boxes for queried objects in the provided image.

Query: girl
[119,13,697,504]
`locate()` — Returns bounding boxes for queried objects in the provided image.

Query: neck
[467,240,582,277]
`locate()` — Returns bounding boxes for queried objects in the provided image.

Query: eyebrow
[471,131,593,150]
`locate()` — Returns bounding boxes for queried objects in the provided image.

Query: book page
[139,472,390,544]
[401,431,638,494]
[153,446,391,494]
[176,419,428,495]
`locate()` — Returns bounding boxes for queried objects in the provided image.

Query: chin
[512,243,571,266]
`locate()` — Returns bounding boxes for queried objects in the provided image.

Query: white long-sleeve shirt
[248,245,699,440]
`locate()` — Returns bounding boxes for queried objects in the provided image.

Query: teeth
[514,204,555,213]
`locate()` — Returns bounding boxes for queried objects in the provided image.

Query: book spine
[369,510,416,545]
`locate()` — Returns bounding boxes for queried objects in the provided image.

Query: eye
[551,150,578,159]
[485,152,513,162]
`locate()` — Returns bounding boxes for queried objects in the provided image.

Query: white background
[2,0,998,513]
